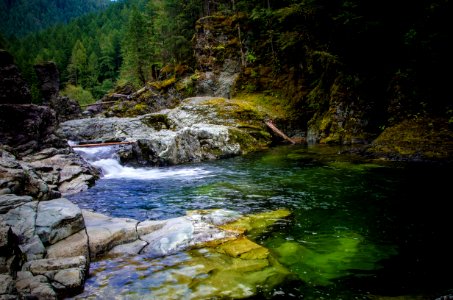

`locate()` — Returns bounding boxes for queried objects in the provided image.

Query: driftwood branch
[71,141,135,148]
[265,120,296,144]
[80,101,119,108]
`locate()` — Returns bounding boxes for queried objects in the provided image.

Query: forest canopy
[2,0,451,121]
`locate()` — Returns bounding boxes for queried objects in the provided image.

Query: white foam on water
[72,143,212,180]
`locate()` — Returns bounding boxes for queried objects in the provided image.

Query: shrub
[61,84,95,106]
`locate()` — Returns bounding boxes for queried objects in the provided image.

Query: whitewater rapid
[73,145,212,180]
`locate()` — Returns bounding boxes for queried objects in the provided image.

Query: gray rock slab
[136,219,166,236]
[22,256,87,275]
[108,239,148,256]
[52,267,84,290]
[83,210,138,259]
[15,274,57,300]
[36,198,84,245]
[0,194,33,214]
[0,201,37,241]
[46,229,89,259]
[18,234,46,261]
[58,174,95,195]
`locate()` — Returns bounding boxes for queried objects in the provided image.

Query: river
[68,144,452,299]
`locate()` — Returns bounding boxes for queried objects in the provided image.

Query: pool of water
[68,144,453,299]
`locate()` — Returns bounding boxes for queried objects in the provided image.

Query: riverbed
[68,144,452,299]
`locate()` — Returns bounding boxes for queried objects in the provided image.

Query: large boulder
[33,61,60,104]
[0,49,31,104]
[59,97,273,166]
[21,256,87,298]
[0,148,59,200]
[35,198,84,246]
[0,104,67,156]
[0,194,90,299]
[1,146,98,198]
[23,148,99,196]
[82,210,139,260]
[34,61,82,122]
[0,105,100,196]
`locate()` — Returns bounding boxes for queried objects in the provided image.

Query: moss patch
[220,209,291,239]
[141,114,173,130]
[367,117,453,161]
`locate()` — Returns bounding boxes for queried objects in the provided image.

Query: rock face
[305,75,372,145]
[0,104,66,156]
[193,14,244,98]
[34,62,60,104]
[1,146,98,197]
[59,97,273,166]
[22,148,99,196]
[0,149,58,200]
[0,103,99,196]
[34,61,82,122]
[0,194,88,299]
[0,49,31,104]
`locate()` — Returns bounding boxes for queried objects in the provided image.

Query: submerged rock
[73,209,293,300]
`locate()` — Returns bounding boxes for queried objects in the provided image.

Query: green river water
[69,144,452,299]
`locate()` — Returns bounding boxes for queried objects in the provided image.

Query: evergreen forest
[1,0,452,124]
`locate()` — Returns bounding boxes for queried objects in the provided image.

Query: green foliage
[91,79,114,99]
[246,51,257,64]
[61,84,95,106]
[5,0,450,121]
[67,40,87,86]
[0,0,112,38]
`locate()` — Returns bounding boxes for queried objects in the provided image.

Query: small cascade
[72,143,212,180]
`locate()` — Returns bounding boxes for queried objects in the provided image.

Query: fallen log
[265,120,296,144]
[71,141,135,148]
[80,101,119,108]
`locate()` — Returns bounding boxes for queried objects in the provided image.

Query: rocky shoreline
[1,192,271,299]
[0,50,285,299]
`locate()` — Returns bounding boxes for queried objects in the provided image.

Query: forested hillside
[3,0,200,102]
[0,0,112,38]
[3,0,452,140]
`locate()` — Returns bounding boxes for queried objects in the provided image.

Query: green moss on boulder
[367,117,453,161]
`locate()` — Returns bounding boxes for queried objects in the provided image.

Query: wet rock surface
[72,209,292,300]
[59,96,273,166]
[1,188,291,299]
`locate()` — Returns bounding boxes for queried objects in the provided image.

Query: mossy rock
[150,77,176,91]
[141,114,173,130]
[217,237,269,260]
[127,103,149,116]
[220,209,291,239]
[228,127,261,154]
[367,117,453,161]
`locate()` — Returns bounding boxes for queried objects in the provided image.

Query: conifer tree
[68,40,87,86]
